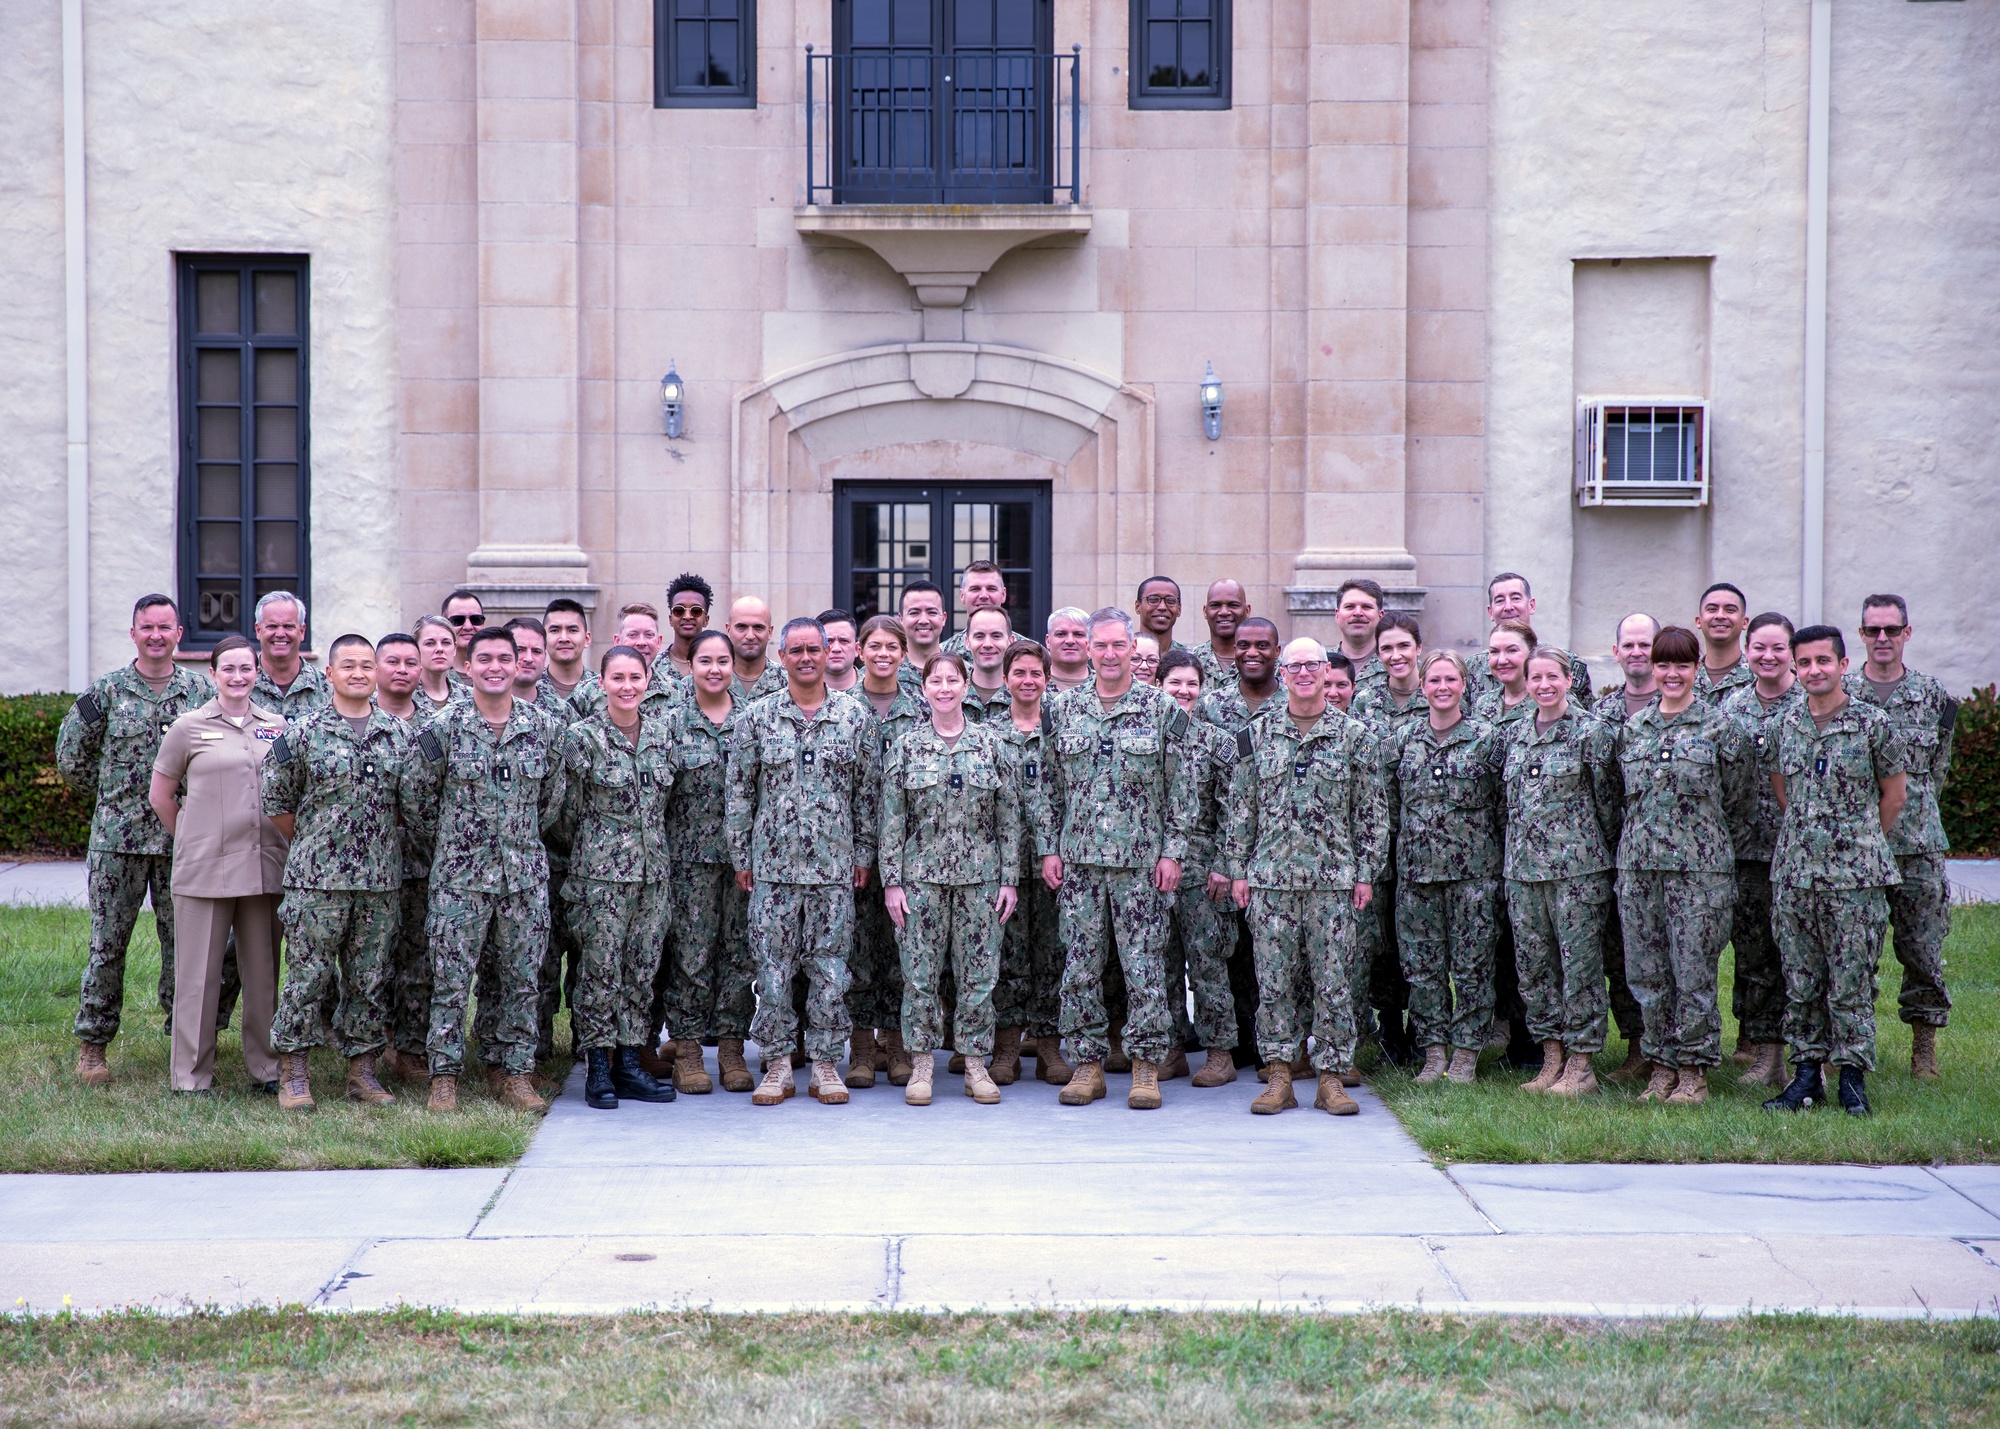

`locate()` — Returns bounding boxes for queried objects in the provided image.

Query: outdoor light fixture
[1200,362,1223,441]
[660,361,686,439]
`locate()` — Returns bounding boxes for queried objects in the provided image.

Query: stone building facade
[4,0,1996,693]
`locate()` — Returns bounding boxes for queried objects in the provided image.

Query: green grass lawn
[1,1307,1993,1427]
[0,907,538,1173]
[1374,904,2000,1165]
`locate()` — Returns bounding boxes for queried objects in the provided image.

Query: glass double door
[834,0,1053,202]
[835,482,1052,641]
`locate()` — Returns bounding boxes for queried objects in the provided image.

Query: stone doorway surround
[731,343,1156,625]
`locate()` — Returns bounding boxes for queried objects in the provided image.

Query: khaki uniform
[153,700,290,1090]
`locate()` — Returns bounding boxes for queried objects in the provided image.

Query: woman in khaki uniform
[149,635,290,1092]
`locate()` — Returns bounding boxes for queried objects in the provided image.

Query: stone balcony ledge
[794,205,1093,311]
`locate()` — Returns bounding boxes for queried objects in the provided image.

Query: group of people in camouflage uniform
[59,565,1956,1120]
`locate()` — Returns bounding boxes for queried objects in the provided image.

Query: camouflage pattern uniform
[962,682,1014,726]
[1348,685,1427,1046]
[58,664,218,1039]
[1719,682,1807,1045]
[1695,658,1755,708]
[724,691,880,1062]
[386,700,439,1063]
[1467,648,1593,705]
[849,688,927,1035]
[1195,683,1280,734]
[657,699,754,1044]
[1389,716,1507,1052]
[1588,684,1655,1043]
[736,665,790,705]
[569,670,677,722]
[260,707,413,1056]
[1349,683,1424,728]
[1224,708,1388,1072]
[1846,669,1956,1030]
[1771,697,1905,1070]
[251,660,331,721]
[406,698,569,1076]
[414,681,461,720]
[879,719,1021,1055]
[1192,642,1236,691]
[529,675,590,1061]
[993,709,1063,1040]
[1501,708,1622,1054]
[1165,706,1240,1052]
[1613,701,1756,1069]
[1343,650,1387,700]
[1044,682,1197,1066]
[556,710,677,1051]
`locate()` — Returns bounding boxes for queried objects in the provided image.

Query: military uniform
[1846,669,1956,1030]
[1166,707,1240,1054]
[1348,685,1427,1051]
[1195,683,1280,733]
[529,673,591,1061]
[260,707,413,1057]
[570,669,675,722]
[1500,709,1622,1055]
[1588,684,1655,1043]
[724,691,880,1063]
[658,699,754,1046]
[1467,648,1593,705]
[848,688,927,1037]
[1341,650,1387,699]
[1696,658,1755,708]
[556,710,677,1052]
[1613,702,1756,1069]
[250,660,331,722]
[56,664,215,1041]
[1044,682,1197,1067]
[406,698,569,1077]
[735,664,790,706]
[1719,682,1807,1047]
[879,720,1021,1056]
[1193,642,1237,691]
[1224,708,1389,1073]
[1389,716,1507,1052]
[1349,683,1424,728]
[1771,698,1906,1070]
[386,700,439,1065]
[993,709,1063,1043]
[962,682,1013,725]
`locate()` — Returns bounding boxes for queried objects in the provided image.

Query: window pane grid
[658,0,755,105]
[1131,0,1228,108]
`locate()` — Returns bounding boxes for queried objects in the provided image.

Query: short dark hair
[778,617,826,650]
[131,593,179,623]
[1700,582,1747,610]
[668,573,714,610]
[1137,575,1181,599]
[1325,652,1356,678]
[208,633,254,668]
[857,614,906,650]
[1792,624,1846,659]
[1157,647,1201,681]
[1650,626,1701,665]
[1335,578,1384,608]
[1002,638,1048,676]
[1375,611,1421,647]
[1747,611,1795,640]
[1861,593,1909,624]
[598,643,648,678]
[376,632,418,655]
[816,608,856,633]
[441,588,483,614]
[504,616,546,640]
[688,628,735,662]
[1237,617,1280,641]
[543,598,588,625]
[1487,572,1531,600]
[468,626,518,657]
[900,580,944,608]
[326,633,374,662]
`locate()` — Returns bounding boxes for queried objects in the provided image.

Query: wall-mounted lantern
[660,361,686,439]
[1200,362,1223,442]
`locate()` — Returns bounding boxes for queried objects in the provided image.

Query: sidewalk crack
[1923,1167,2000,1228]
[879,1236,906,1310]
[1419,1237,1470,1303]
[1440,1167,1504,1234]
[468,1168,516,1237]
[308,1237,380,1309]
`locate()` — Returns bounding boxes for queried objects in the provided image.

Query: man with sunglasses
[1843,594,1956,1081]
[441,590,487,670]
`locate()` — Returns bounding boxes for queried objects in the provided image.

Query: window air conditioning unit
[1575,397,1710,507]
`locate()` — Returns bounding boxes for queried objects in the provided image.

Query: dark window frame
[833,480,1053,641]
[655,0,758,109]
[1128,0,1230,111]
[176,254,311,648]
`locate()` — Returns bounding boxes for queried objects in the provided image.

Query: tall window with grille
[1129,0,1229,110]
[834,482,1051,639]
[177,256,310,643]
[655,0,757,107]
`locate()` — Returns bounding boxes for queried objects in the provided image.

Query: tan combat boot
[1128,1059,1162,1110]
[1036,1036,1073,1085]
[1638,1063,1677,1102]
[639,1040,675,1080]
[1192,1048,1238,1087]
[1445,1049,1480,1085]
[844,1027,878,1090]
[1911,1024,1939,1082]
[1059,1060,1106,1106]
[277,1051,316,1112]
[1666,1066,1708,1105]
[346,1054,395,1106]
[905,1052,935,1105]
[1742,1042,1786,1089]
[427,1072,458,1112]
[1338,1067,1363,1088]
[76,1042,112,1087]
[675,1040,714,1095]
[882,1028,915,1087]
[1251,1062,1296,1114]
[1158,1046,1189,1081]
[963,1055,1001,1105]
[947,1049,967,1074]
[1522,1039,1566,1093]
[1315,1071,1359,1116]
[752,1058,795,1105]
[498,1072,548,1113]
[1290,1051,1313,1078]
[990,1026,1024,1085]
[1413,1046,1449,1085]
[716,1038,754,1093]
[1605,1042,1650,1084]
[1731,1037,1757,1066]
[807,1060,849,1105]
[1546,1052,1599,1098]
[1104,1023,1131,1074]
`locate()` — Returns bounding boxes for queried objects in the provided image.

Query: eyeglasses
[446,613,486,628]
[669,604,707,619]
[1279,660,1328,677]
[1860,624,1906,639]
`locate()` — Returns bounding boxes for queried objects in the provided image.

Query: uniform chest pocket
[108,706,152,741]
[760,735,798,766]
[1674,737,1716,766]
[901,765,943,791]
[450,752,491,784]
[1905,728,1939,762]
[817,740,855,768]
[1256,745,1293,781]
[963,760,1001,791]
[677,741,717,770]
[637,750,674,788]
[1116,733,1160,757]
[1056,732,1093,758]
[308,743,356,781]
[596,764,635,789]
[512,749,548,781]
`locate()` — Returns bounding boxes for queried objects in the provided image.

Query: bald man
[727,597,787,703]
[1196,580,1251,690]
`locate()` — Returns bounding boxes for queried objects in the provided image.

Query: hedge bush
[1942,684,2000,858]
[0,694,92,856]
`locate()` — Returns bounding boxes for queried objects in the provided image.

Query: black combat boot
[1837,1065,1871,1117]
[584,1048,618,1110]
[612,1046,677,1103]
[1762,1062,1825,1112]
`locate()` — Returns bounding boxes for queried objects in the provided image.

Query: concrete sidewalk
[3,1051,1998,1319]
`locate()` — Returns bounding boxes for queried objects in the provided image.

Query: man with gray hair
[1045,607,1093,692]
[1042,607,1198,1109]
[250,591,330,718]
[1590,610,1659,1080]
